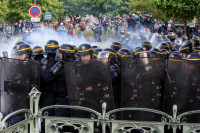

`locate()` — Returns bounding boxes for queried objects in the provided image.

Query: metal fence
[1,87,200,133]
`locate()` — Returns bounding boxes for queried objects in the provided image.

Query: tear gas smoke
[0,25,159,57]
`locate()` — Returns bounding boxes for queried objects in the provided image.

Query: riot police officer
[98,48,120,108]
[12,41,27,58]
[179,40,193,59]
[7,43,37,126]
[167,32,176,43]
[50,44,75,117]
[184,53,200,122]
[117,48,132,65]
[41,40,59,70]
[32,46,44,62]
[40,40,59,116]
[77,43,93,64]
[15,43,32,60]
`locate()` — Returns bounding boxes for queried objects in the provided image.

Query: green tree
[129,0,169,22]
[6,0,64,22]
[89,0,129,18]
[61,0,128,18]
[37,0,64,21]
[62,0,91,17]
[155,0,200,34]
[0,0,9,22]
[7,0,32,23]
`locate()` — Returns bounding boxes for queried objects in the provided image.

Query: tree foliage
[2,0,199,26]
[7,0,32,22]
[62,0,128,18]
[1,0,64,22]
[0,0,9,22]
[129,0,169,21]
[155,0,200,22]
[155,0,200,33]
[37,0,64,21]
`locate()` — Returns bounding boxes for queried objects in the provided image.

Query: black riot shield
[164,59,200,122]
[121,58,166,121]
[184,60,200,122]
[64,60,114,117]
[0,58,40,115]
[163,59,188,116]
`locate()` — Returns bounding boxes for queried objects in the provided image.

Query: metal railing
[1,87,200,133]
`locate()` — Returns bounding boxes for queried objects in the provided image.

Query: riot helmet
[93,48,103,59]
[91,45,100,50]
[32,46,44,61]
[193,46,200,53]
[134,48,149,58]
[15,43,32,60]
[141,41,152,51]
[12,41,27,58]
[78,43,93,64]
[150,48,161,57]
[98,48,117,65]
[45,40,59,54]
[157,42,169,50]
[167,32,176,42]
[169,52,182,61]
[181,35,188,42]
[111,42,122,52]
[186,53,200,71]
[160,49,170,59]
[118,48,131,58]
[192,36,200,47]
[56,44,75,61]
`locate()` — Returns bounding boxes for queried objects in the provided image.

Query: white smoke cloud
[0,25,158,58]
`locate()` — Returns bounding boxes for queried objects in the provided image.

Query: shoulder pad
[41,58,48,65]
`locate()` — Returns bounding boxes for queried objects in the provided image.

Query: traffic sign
[31,17,40,23]
[29,6,41,18]
[43,11,52,21]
